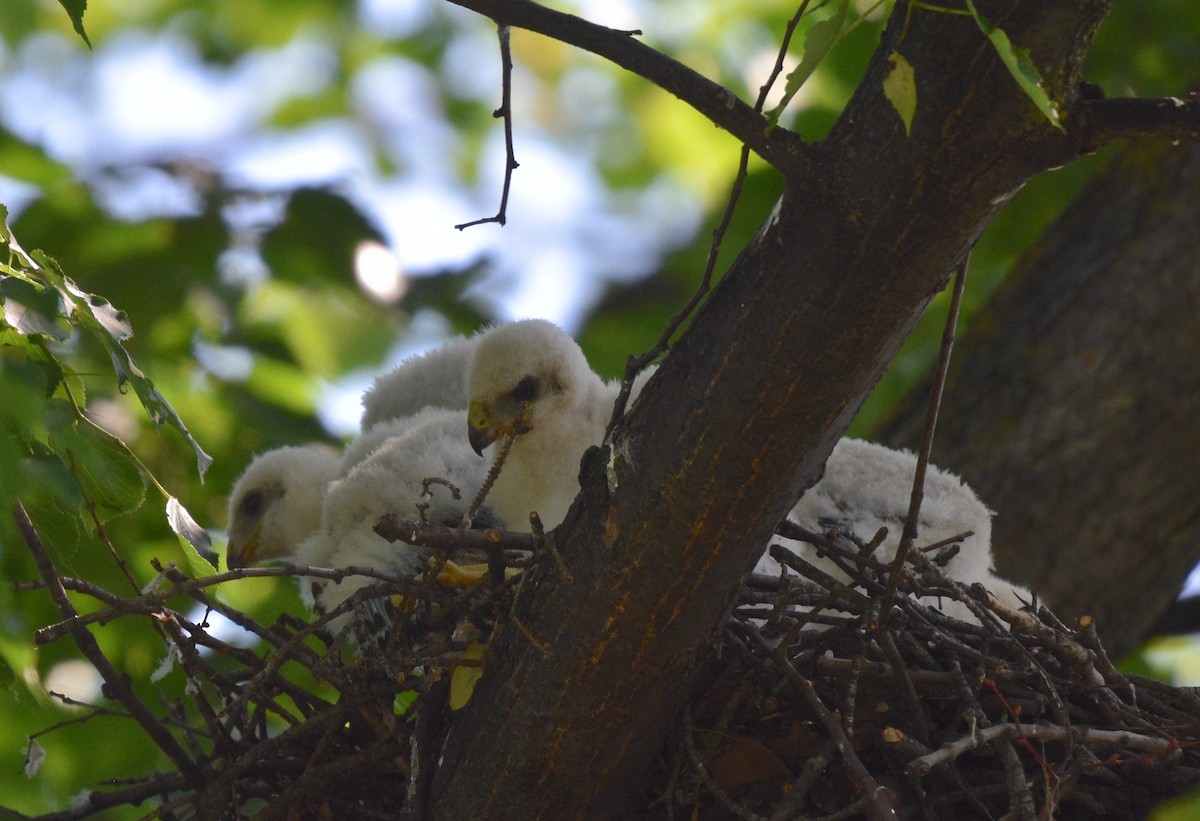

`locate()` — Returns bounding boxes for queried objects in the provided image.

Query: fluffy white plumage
[294,408,492,637]
[360,336,477,432]
[465,319,655,530]
[226,337,479,571]
[226,446,339,569]
[759,438,1029,620]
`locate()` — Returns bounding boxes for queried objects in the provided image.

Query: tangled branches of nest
[13,505,1200,820]
[669,525,1200,820]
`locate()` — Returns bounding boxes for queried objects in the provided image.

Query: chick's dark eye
[240,491,263,518]
[511,376,538,403]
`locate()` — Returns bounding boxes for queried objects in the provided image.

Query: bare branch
[1081,95,1200,147]
[456,24,520,229]
[445,0,811,174]
[375,512,538,554]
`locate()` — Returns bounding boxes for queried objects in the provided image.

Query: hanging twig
[456,24,520,229]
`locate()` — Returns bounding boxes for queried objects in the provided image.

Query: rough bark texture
[878,139,1200,660]
[429,2,1114,817]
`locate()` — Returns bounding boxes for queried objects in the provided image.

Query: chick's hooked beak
[468,400,498,456]
[225,528,259,570]
[468,399,533,456]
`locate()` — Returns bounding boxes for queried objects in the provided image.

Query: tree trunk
[428,2,1114,817]
[877,138,1200,659]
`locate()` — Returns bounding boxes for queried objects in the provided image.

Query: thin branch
[456,24,520,229]
[376,512,537,554]
[12,502,206,788]
[606,1,813,431]
[33,562,450,645]
[905,722,1187,776]
[445,0,811,174]
[877,255,969,627]
[1081,95,1200,147]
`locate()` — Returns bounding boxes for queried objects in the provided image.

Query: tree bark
[429,1,1115,817]
[878,138,1200,660]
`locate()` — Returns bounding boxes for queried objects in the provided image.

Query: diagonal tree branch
[445,0,812,174]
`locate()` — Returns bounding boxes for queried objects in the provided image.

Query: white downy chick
[464,319,658,530]
[224,411,457,571]
[360,336,477,432]
[226,336,478,571]
[294,408,492,639]
[226,446,339,570]
[758,438,1028,621]
[465,320,612,530]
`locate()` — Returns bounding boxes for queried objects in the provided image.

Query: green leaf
[57,0,92,48]
[1154,787,1200,821]
[167,497,219,576]
[32,252,214,480]
[19,457,84,554]
[965,0,1064,131]
[883,51,917,136]
[49,427,146,523]
[766,0,850,123]
[393,690,419,716]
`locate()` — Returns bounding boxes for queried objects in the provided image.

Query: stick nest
[16,515,1200,820]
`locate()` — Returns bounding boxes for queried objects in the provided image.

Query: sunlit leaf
[767,0,850,122]
[167,497,219,576]
[394,690,419,715]
[883,51,917,136]
[965,0,1064,131]
[449,641,487,711]
[0,277,68,340]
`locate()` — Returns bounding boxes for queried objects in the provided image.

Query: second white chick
[759,438,1029,623]
[295,408,492,639]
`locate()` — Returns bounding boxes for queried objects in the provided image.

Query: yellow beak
[468,400,498,455]
[226,525,260,570]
